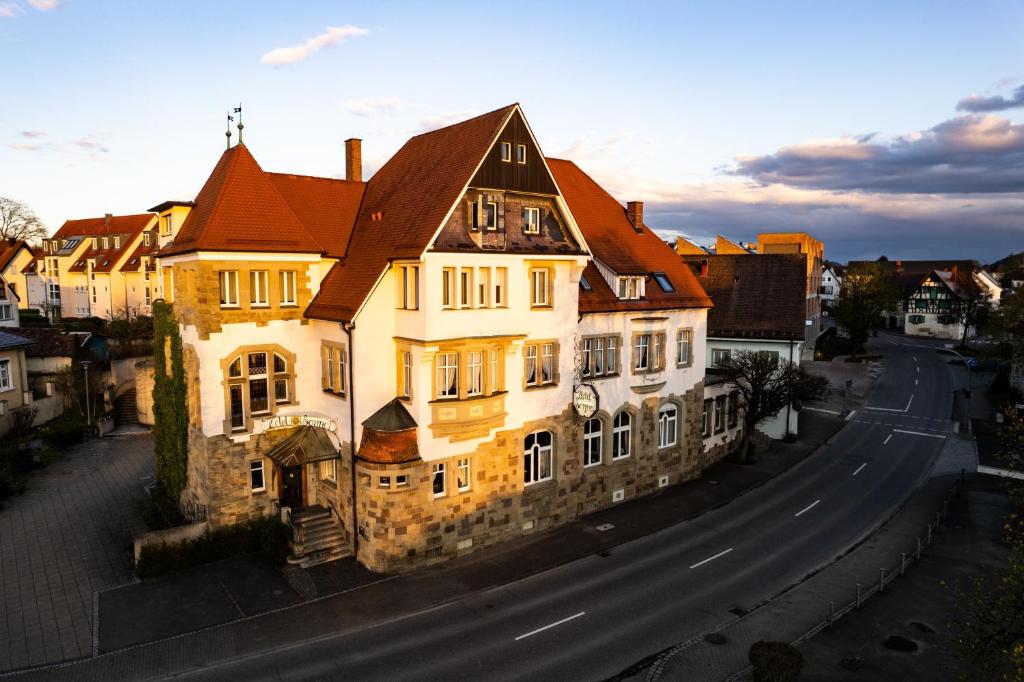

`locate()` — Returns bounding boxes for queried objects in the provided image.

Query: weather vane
[225,110,233,150]
[225,104,243,149]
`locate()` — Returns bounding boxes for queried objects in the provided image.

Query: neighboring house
[673,236,710,256]
[902,268,982,341]
[681,253,807,440]
[14,326,76,425]
[820,263,843,307]
[0,330,34,436]
[0,239,37,309]
[756,232,825,355]
[159,104,715,573]
[0,274,20,327]
[973,270,1003,308]
[715,235,755,255]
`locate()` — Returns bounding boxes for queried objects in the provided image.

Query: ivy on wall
[152,300,188,499]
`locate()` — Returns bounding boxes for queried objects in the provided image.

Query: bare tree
[835,262,898,358]
[716,350,829,462]
[0,196,48,243]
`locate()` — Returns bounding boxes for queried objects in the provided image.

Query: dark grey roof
[0,330,32,351]
[362,398,417,432]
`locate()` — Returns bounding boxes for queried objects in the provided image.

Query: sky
[1,0,1022,263]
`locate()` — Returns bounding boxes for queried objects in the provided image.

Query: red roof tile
[357,427,420,464]
[306,104,517,321]
[119,229,159,272]
[160,144,325,256]
[53,214,152,241]
[266,173,364,258]
[0,240,32,272]
[547,158,712,313]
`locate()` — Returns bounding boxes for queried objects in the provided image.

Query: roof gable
[469,109,558,195]
[161,144,324,256]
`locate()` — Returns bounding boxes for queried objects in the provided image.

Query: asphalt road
[180,335,957,682]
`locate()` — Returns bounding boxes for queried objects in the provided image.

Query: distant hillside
[987,251,1024,272]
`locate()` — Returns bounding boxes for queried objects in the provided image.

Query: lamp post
[80,360,92,425]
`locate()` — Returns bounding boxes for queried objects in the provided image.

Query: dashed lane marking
[892,428,947,440]
[515,612,586,641]
[852,463,867,476]
[883,433,892,445]
[794,500,821,517]
[690,548,734,569]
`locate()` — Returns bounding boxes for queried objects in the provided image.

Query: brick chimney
[895,259,903,274]
[345,138,362,182]
[626,201,643,233]
[104,213,112,225]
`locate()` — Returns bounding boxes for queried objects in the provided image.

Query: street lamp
[80,360,92,425]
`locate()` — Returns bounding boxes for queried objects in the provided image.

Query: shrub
[135,516,290,579]
[36,412,88,449]
[749,641,804,682]
[139,486,185,531]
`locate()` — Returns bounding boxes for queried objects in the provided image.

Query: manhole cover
[704,632,727,645]
[595,523,615,532]
[883,635,919,652]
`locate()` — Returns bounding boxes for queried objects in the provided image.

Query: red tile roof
[160,144,325,257]
[266,173,364,257]
[547,158,712,313]
[119,229,158,272]
[680,254,805,340]
[0,240,32,272]
[53,214,152,241]
[305,104,517,321]
[68,231,144,273]
[357,427,420,464]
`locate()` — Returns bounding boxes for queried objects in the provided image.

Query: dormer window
[113,236,120,249]
[523,207,540,235]
[652,273,674,293]
[500,142,511,162]
[144,233,151,247]
[472,200,497,231]
[102,237,109,249]
[162,214,173,235]
[516,144,526,164]
[91,237,98,249]
[616,276,644,300]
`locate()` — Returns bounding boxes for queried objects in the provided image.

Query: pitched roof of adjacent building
[0,329,32,351]
[11,327,75,357]
[52,214,153,241]
[119,228,158,272]
[306,104,518,321]
[0,240,32,272]
[681,254,806,340]
[547,158,712,313]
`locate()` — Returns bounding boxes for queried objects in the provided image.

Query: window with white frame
[249,460,265,492]
[459,269,472,308]
[456,457,471,492]
[113,236,120,249]
[524,430,553,485]
[319,459,337,482]
[436,352,459,398]
[676,329,692,367]
[273,353,289,404]
[280,271,297,306]
[398,265,419,309]
[144,232,151,247]
[500,141,511,162]
[476,268,489,307]
[702,399,712,437]
[530,268,550,308]
[467,351,483,397]
[321,343,346,397]
[658,404,678,448]
[0,305,12,321]
[523,207,540,235]
[432,462,446,497]
[711,348,731,367]
[524,342,557,388]
[494,267,507,307]
[484,202,497,231]
[219,271,239,307]
[102,237,109,249]
[379,476,392,489]
[728,391,740,428]
[250,270,269,306]
[489,350,500,393]
[581,338,593,377]
[401,351,413,398]
[516,144,527,164]
[162,214,173,235]
[612,411,632,460]
[541,343,555,384]
[0,359,11,389]
[583,417,602,467]
[441,267,455,309]
[606,337,617,375]
[633,334,650,371]
[714,396,725,433]
[617,276,644,300]
[144,287,151,306]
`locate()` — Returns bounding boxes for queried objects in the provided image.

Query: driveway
[0,433,153,672]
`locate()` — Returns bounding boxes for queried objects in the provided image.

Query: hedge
[135,516,290,579]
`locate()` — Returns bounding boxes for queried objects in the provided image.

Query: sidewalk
[7,411,844,680]
[647,434,978,681]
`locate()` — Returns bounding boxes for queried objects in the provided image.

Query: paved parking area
[0,433,153,672]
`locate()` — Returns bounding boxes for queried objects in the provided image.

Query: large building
[161,104,716,571]
[756,232,824,354]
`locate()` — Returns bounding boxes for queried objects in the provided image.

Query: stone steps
[288,505,349,568]
[114,389,139,427]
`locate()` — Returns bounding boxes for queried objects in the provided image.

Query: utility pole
[81,360,91,425]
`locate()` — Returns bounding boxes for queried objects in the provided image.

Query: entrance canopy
[264,426,339,467]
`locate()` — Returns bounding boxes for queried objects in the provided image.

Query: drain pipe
[343,320,358,559]
[785,339,795,439]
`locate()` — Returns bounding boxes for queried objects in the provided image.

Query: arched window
[583,417,602,467]
[612,411,631,460]
[226,349,293,431]
[658,404,678,448]
[524,430,553,485]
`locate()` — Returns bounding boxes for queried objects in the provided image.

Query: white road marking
[915,379,919,386]
[916,366,920,374]
[906,394,914,412]
[852,463,867,476]
[804,407,841,415]
[913,355,918,362]
[892,428,947,439]
[883,433,892,445]
[689,548,734,569]
[514,612,586,641]
[844,410,857,421]
[794,500,821,517]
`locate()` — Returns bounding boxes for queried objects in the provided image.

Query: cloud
[73,137,109,154]
[0,3,22,17]
[260,25,369,66]
[731,114,1024,194]
[20,130,45,138]
[343,97,413,117]
[7,142,42,151]
[414,110,479,134]
[26,0,58,9]
[956,84,1024,112]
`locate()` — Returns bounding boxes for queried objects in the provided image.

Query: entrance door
[281,465,303,509]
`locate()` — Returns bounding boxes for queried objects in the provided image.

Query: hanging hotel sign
[572,384,599,419]
[256,414,338,434]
